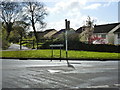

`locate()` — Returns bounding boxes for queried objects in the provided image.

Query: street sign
[50,44,64,61]
[50,44,64,47]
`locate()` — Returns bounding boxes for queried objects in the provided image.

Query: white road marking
[87,85,109,88]
[48,70,62,73]
[114,84,120,87]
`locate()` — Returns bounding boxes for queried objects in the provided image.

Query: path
[8,44,29,50]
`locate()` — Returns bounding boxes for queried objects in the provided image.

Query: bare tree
[22,2,48,42]
[79,16,95,44]
[0,1,22,40]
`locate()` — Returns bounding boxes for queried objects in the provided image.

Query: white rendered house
[93,23,120,44]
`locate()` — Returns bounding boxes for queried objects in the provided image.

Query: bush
[68,42,120,53]
[41,39,119,53]
[2,39,10,50]
[1,28,10,50]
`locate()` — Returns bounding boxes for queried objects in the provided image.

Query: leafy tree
[9,21,30,43]
[22,2,48,42]
[13,21,30,39]
[0,1,22,40]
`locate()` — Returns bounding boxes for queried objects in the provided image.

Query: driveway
[7,44,29,50]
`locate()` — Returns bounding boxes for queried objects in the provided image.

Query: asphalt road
[2,59,120,89]
[8,44,29,50]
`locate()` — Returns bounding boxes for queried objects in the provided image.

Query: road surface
[8,44,29,50]
[1,59,120,89]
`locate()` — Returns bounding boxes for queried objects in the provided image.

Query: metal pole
[51,47,53,61]
[32,40,35,49]
[20,40,22,50]
[65,19,69,65]
[65,29,68,58]
[37,41,38,49]
[65,30,69,65]
[20,32,23,50]
[60,47,61,62]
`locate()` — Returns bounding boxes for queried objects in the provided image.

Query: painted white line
[114,84,120,87]
[48,69,62,73]
[87,85,109,88]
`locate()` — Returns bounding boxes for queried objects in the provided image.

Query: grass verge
[1,49,120,60]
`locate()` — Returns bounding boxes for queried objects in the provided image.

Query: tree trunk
[6,31,10,40]
[31,10,39,42]
[31,21,38,41]
[6,22,13,40]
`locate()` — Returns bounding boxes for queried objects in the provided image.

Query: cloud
[46,0,87,14]
[46,15,91,30]
[45,1,94,30]
[46,20,65,30]
[44,0,117,31]
[102,0,116,7]
[84,3,101,10]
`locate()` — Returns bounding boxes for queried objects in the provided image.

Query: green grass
[1,49,120,59]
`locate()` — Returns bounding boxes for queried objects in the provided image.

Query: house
[76,22,120,45]
[43,29,57,39]
[28,29,57,39]
[76,27,83,33]
[114,28,120,45]
[52,28,76,40]
[52,29,65,39]
[76,25,94,43]
[93,23,120,44]
[76,16,94,43]
[28,31,44,38]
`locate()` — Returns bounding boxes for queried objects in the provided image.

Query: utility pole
[65,19,70,65]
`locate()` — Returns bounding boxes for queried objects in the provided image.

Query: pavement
[1,59,120,89]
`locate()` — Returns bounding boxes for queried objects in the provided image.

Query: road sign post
[65,19,70,65]
[50,44,64,61]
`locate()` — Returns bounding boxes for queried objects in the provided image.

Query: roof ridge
[95,22,120,26]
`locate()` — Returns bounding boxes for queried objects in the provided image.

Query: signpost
[50,44,64,61]
[49,19,74,68]
[65,19,70,65]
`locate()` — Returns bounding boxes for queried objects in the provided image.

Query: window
[101,34,106,38]
[118,33,120,39]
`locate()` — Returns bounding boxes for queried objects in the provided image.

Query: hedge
[68,41,120,53]
[40,40,120,53]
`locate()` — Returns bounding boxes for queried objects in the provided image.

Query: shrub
[41,39,119,53]
[1,28,10,50]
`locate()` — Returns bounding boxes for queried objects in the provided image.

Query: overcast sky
[40,0,119,31]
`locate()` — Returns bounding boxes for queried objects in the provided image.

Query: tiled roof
[94,23,120,33]
[52,28,76,38]
[76,27,83,33]
[52,29,65,37]
[44,29,56,34]
[28,29,57,38]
